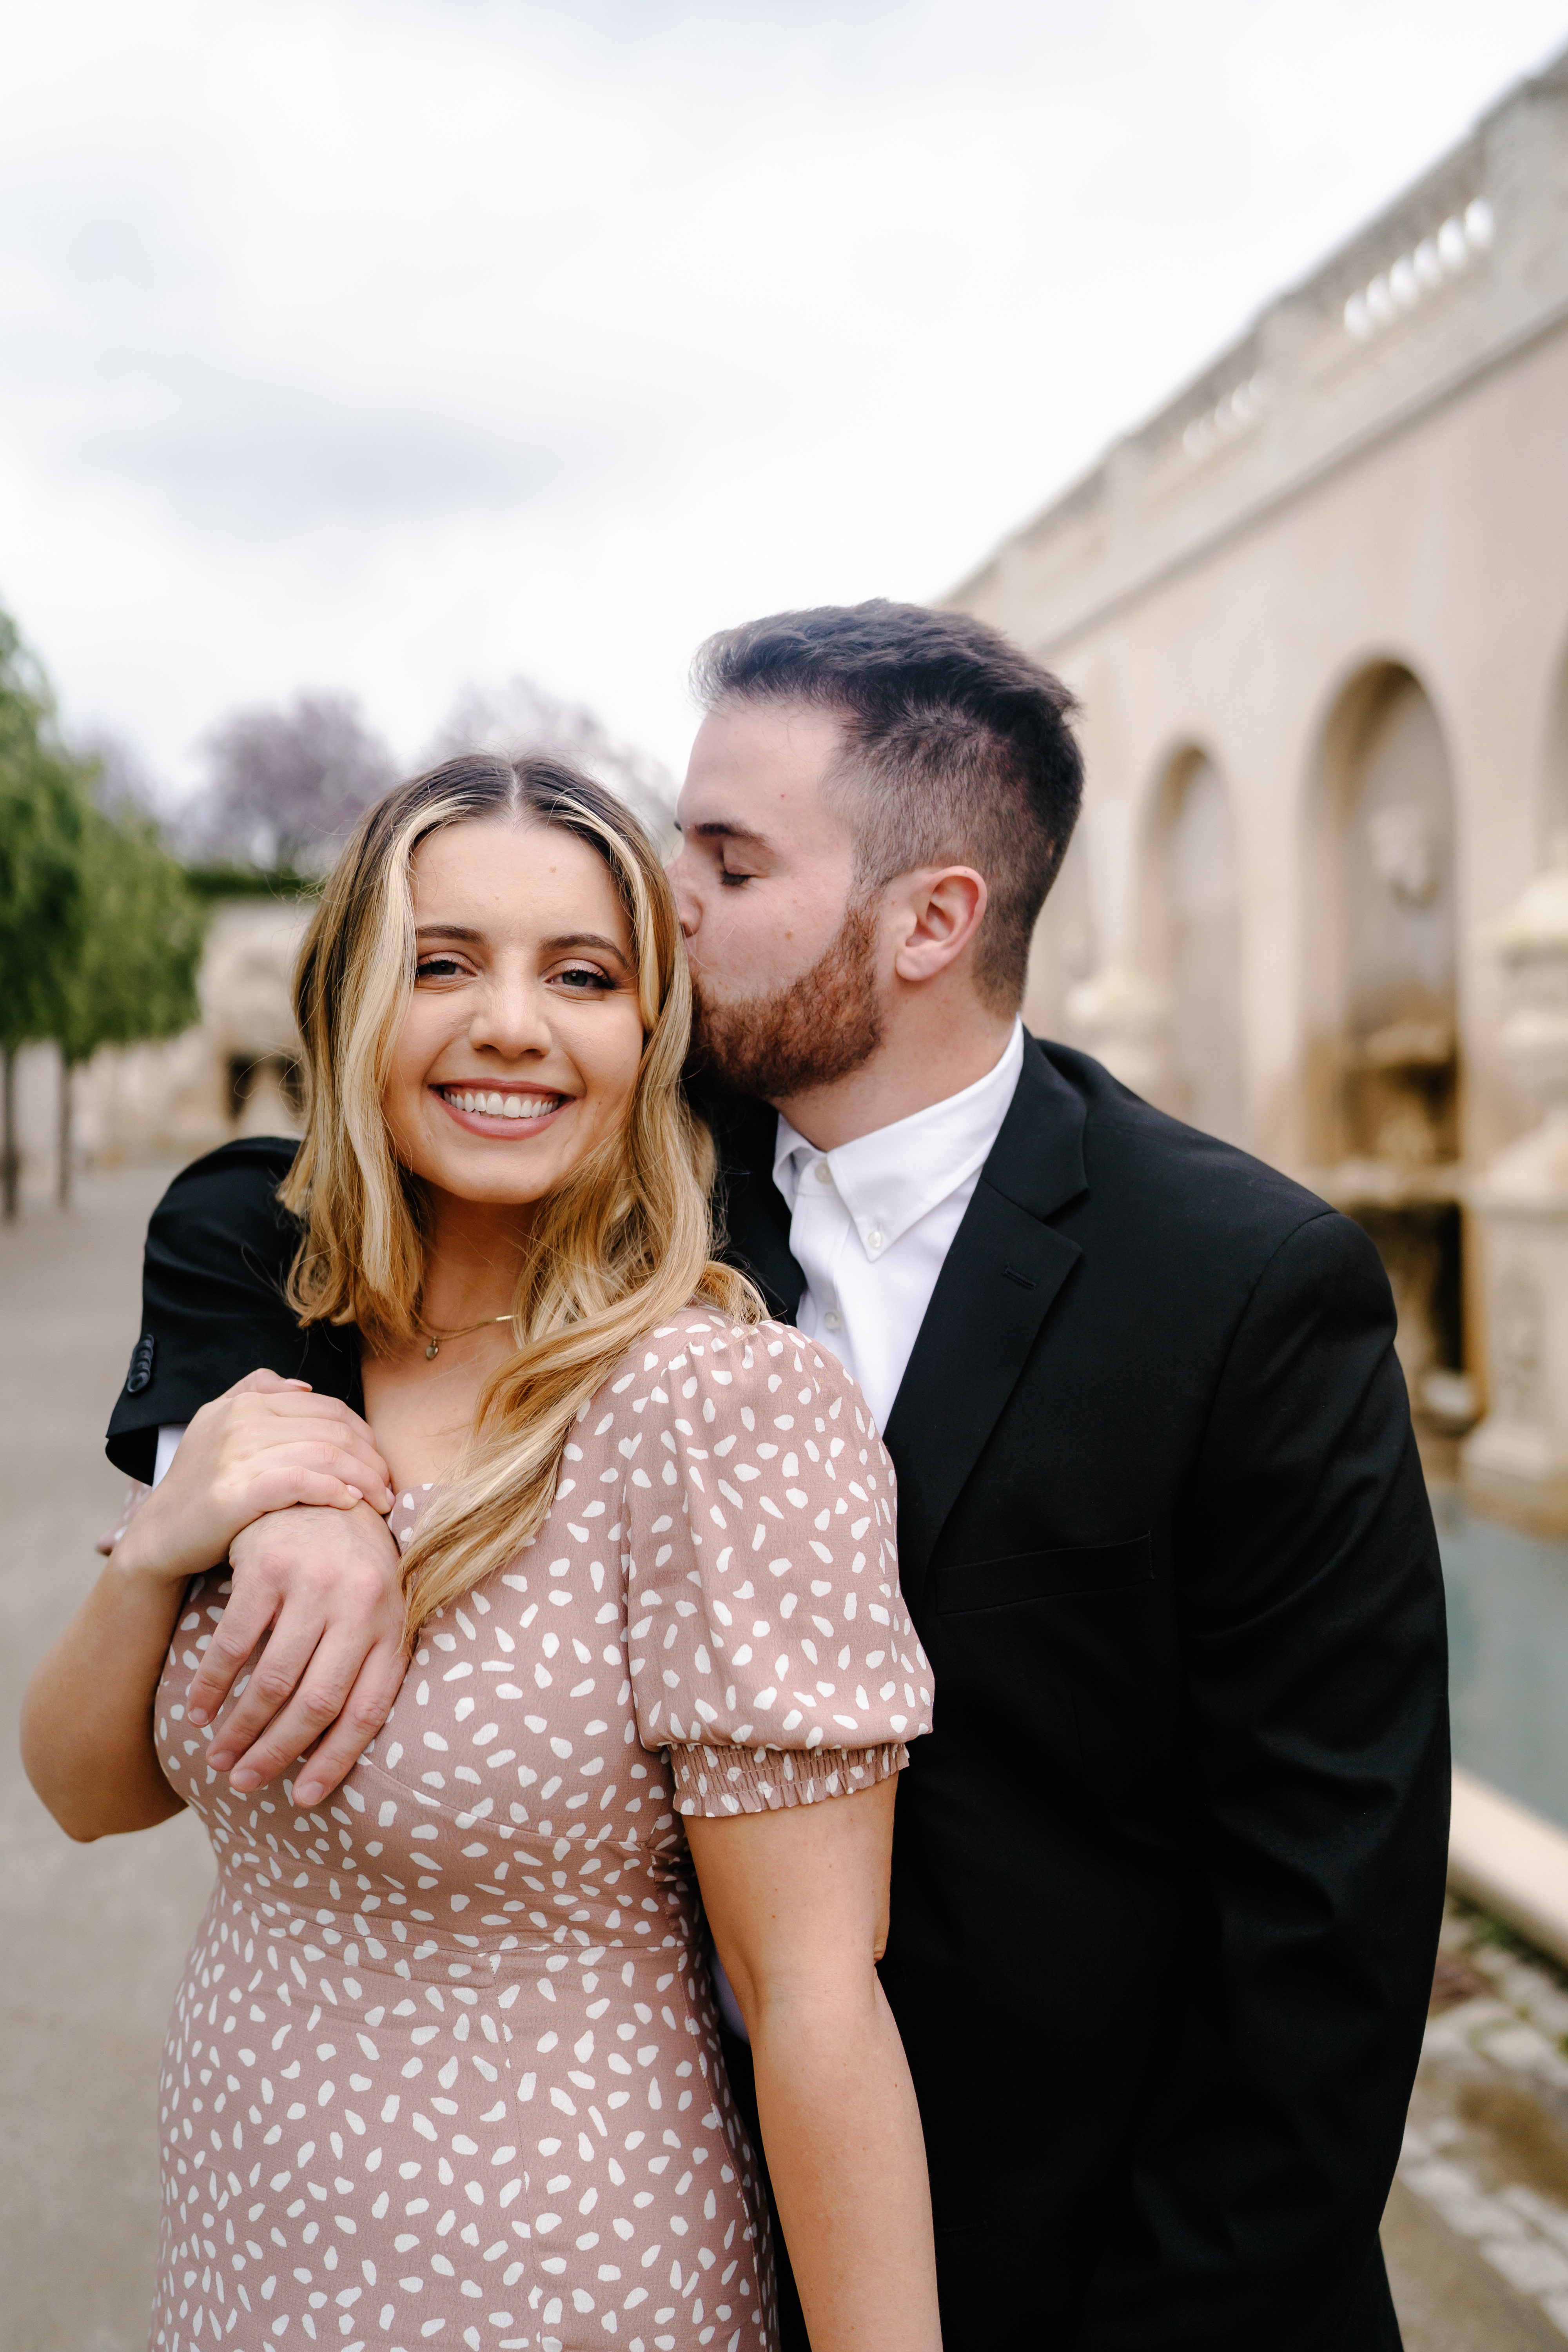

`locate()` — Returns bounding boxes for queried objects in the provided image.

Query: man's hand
[114,1368,394,1589]
[192,1501,409,1809]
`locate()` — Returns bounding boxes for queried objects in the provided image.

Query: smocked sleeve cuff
[667,1738,909,1818]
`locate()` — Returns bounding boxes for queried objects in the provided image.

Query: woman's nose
[467,973,552,1056]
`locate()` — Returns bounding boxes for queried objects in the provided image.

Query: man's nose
[667,849,700,938]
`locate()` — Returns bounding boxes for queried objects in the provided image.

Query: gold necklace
[416,1312,514,1361]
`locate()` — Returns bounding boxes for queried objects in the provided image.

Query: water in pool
[1436,1486,1568,1831]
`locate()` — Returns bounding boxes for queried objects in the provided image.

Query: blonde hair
[281,752,761,1635]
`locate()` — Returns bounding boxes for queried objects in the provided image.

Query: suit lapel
[881,1041,1087,1622]
[710,1094,804,1322]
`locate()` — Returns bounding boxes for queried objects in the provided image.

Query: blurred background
[7,3,1568,2347]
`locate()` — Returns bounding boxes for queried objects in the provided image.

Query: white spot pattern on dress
[147,1314,931,2352]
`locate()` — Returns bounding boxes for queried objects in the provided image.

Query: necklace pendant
[425,1339,439,1360]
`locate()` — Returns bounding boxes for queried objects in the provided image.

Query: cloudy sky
[1,0,1565,796]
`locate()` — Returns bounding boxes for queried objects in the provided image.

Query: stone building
[946,42,1568,1525]
[11,895,309,1194]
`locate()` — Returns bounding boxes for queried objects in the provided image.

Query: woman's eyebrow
[412,923,631,965]
[541,931,631,964]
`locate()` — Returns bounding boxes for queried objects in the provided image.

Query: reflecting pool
[1437,1488,1568,1832]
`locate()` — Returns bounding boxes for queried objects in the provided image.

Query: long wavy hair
[280,753,762,1634]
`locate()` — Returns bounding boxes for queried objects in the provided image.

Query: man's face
[670,698,885,1099]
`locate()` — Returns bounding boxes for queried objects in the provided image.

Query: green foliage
[0,599,214,1212]
[57,799,207,1068]
[0,611,87,1056]
[181,860,317,904]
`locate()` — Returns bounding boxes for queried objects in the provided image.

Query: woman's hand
[686,1776,942,2352]
[114,1369,394,1588]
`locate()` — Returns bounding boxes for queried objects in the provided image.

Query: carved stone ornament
[1065,960,1172,1102]
[1368,801,1441,907]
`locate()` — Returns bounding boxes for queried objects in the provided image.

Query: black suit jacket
[107,1043,1448,2350]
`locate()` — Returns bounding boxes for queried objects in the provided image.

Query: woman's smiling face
[383,816,645,1211]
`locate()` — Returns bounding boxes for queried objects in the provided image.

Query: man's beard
[689,895,885,1101]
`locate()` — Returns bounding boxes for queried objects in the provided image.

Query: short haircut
[692,598,1083,1012]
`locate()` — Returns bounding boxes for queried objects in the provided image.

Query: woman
[23,756,940,2352]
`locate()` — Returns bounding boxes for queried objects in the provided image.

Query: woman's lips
[433,1083,569,1136]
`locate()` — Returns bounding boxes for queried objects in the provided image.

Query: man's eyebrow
[686,820,772,849]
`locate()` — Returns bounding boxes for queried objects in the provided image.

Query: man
[108,601,1448,2348]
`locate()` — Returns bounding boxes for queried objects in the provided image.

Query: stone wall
[11,896,310,1200]
[946,41,1568,1461]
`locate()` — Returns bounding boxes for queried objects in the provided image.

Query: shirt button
[823,1309,843,1332]
[866,1227,886,1251]
[814,1160,834,1186]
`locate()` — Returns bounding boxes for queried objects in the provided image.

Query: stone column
[1064,961,1173,1105]
[1462,842,1568,1534]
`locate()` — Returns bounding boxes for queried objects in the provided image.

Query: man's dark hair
[691,598,1083,1013]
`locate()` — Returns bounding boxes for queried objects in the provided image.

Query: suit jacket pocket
[935,1536,1153,1613]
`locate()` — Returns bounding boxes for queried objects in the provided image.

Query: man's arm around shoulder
[107,1137,358,1481]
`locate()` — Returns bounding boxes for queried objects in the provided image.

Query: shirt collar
[772,1019,1025,1250]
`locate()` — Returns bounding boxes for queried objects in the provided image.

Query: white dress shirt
[773,1019,1025,1430]
[153,1425,185,1486]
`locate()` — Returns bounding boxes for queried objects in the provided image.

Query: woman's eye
[416,955,467,980]
[552,964,617,992]
[719,867,752,888]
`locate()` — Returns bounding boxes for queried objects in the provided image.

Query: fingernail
[295,1782,319,1806]
[208,1750,234,1770]
[230,1768,260,1791]
[346,1486,363,1500]
[187,1706,209,1725]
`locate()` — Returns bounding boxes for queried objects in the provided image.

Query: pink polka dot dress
[147,1312,933,2352]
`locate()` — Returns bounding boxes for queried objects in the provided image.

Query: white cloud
[0,0,1564,791]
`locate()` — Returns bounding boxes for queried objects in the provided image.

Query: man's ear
[889,867,989,986]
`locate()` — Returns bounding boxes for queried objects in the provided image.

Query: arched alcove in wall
[1144,748,1245,1145]
[1306,660,1461,1399]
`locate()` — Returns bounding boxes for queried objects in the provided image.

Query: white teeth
[443,1087,557,1120]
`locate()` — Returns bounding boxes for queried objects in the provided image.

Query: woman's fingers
[198,1385,393,1484]
[219,1441,394,1519]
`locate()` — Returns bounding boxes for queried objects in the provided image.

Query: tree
[193,692,397,871]
[0,613,86,1220]
[54,795,206,1204]
[431,676,675,840]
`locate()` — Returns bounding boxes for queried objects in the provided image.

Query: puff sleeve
[617,1310,933,1816]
